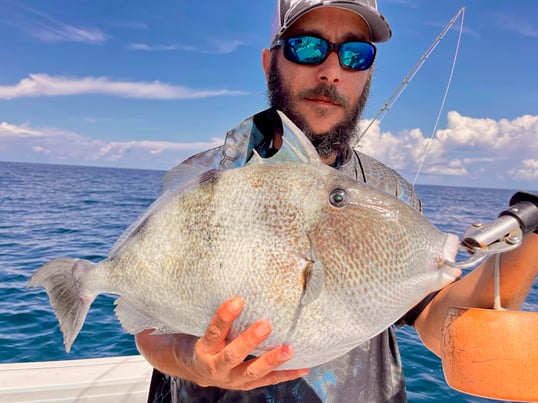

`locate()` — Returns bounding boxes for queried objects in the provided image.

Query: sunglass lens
[285,36,328,64]
[340,43,375,70]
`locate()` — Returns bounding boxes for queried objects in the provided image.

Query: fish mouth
[439,234,462,280]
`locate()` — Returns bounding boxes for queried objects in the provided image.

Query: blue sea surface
[0,161,536,402]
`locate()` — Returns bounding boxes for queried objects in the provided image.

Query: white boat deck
[0,355,153,402]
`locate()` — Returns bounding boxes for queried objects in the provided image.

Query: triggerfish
[28,112,460,369]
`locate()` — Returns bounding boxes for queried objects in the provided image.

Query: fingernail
[228,298,243,314]
[279,346,291,361]
[255,322,271,338]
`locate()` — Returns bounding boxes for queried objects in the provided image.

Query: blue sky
[1,0,537,190]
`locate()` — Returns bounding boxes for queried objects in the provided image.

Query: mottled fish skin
[28,116,460,369]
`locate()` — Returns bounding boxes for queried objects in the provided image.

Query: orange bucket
[441,307,538,402]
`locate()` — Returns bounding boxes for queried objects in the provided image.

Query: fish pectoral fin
[301,260,325,305]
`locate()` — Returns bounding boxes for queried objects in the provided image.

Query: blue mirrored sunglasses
[271,35,376,71]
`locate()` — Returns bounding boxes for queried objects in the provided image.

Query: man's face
[263,7,373,159]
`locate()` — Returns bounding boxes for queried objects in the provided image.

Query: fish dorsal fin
[110,169,219,256]
[276,110,322,163]
[248,110,322,166]
[161,163,211,195]
[251,149,265,164]
[301,260,325,305]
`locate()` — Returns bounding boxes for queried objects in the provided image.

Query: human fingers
[210,321,309,390]
[198,297,244,356]
[210,319,273,375]
[230,345,310,390]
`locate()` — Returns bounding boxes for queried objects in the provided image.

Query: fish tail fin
[27,258,98,352]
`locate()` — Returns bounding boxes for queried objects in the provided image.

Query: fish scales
[28,114,460,369]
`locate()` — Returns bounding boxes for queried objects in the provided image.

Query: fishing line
[412,8,465,186]
[354,7,466,184]
[493,253,505,310]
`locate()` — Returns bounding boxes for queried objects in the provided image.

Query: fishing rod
[355,7,466,182]
[447,191,538,269]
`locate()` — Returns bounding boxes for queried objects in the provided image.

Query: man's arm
[135,297,309,390]
[415,232,538,356]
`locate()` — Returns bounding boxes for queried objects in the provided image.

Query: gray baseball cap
[270,0,392,43]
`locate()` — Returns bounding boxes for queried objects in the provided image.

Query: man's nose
[316,51,341,83]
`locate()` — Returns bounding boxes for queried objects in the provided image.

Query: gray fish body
[29,114,460,369]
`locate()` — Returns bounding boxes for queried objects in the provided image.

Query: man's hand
[135,297,309,390]
[416,232,538,356]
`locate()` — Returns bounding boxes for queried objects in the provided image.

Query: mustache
[298,84,350,109]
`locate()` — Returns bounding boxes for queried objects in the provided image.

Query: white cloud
[509,159,538,181]
[207,39,246,54]
[357,111,538,186]
[2,4,107,44]
[34,24,106,44]
[0,74,247,100]
[423,159,469,177]
[104,20,149,31]
[436,111,538,151]
[493,13,538,38]
[129,39,245,54]
[356,124,446,172]
[129,43,182,51]
[0,122,223,170]
[0,121,43,136]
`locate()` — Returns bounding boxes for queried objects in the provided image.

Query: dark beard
[267,55,371,159]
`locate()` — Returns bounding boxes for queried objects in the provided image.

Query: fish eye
[329,189,349,208]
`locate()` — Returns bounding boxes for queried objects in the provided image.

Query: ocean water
[0,160,536,402]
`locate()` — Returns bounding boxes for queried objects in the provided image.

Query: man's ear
[262,48,271,81]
